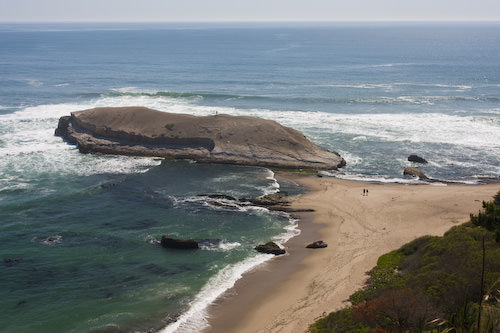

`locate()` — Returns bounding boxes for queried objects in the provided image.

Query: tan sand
[207,174,500,333]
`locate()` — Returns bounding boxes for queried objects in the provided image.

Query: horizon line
[1,19,500,24]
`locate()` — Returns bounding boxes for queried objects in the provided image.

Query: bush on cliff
[310,191,500,333]
[309,308,370,333]
[471,191,500,243]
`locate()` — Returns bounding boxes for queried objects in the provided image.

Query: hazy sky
[1,0,499,22]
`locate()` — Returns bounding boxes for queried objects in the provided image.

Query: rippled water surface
[1,22,499,332]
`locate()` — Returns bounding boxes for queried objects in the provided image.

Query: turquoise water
[1,22,500,332]
[1,158,298,332]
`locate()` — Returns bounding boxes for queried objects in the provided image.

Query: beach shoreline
[205,173,500,333]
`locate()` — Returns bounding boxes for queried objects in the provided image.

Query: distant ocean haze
[0,22,499,332]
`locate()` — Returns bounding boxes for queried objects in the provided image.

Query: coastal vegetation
[471,191,500,244]
[310,191,500,332]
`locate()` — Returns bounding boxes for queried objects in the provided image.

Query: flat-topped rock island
[56,106,345,170]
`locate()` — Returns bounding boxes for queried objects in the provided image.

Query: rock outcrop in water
[403,167,456,184]
[197,191,315,213]
[160,236,199,250]
[55,107,345,170]
[403,167,429,180]
[255,241,286,255]
[408,154,428,164]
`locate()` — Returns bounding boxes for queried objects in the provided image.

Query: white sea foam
[198,240,242,252]
[7,104,495,172]
[16,90,492,156]
[0,105,17,110]
[273,214,300,243]
[160,202,299,333]
[275,112,500,149]
[26,79,43,87]
[264,169,280,195]
[337,151,363,166]
[0,181,32,194]
[372,63,394,67]
[161,216,299,333]
[41,235,63,245]
[433,83,473,90]
[318,83,395,90]
[111,86,140,93]
[481,108,500,115]
[348,62,417,70]
[314,81,476,93]
[0,102,162,178]
[160,253,272,333]
[352,135,368,141]
[395,96,434,105]
[321,170,429,184]
[2,92,498,183]
[217,241,242,251]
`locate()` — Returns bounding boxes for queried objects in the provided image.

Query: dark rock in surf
[306,240,328,249]
[198,194,238,201]
[197,192,300,212]
[403,167,451,184]
[254,241,286,255]
[161,236,199,250]
[240,192,289,206]
[206,200,240,209]
[408,154,428,164]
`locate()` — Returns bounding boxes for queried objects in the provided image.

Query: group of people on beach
[363,188,369,196]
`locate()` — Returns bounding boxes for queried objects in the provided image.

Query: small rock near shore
[254,241,286,255]
[408,154,428,164]
[306,240,328,249]
[403,167,429,180]
[161,236,199,249]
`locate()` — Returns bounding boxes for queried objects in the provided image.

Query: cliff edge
[55,106,345,170]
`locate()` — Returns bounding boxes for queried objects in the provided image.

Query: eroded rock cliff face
[56,106,345,170]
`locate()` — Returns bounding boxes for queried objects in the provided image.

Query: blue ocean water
[1,22,499,332]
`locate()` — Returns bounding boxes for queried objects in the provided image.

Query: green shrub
[309,308,370,333]
[471,192,500,243]
[349,250,404,304]
[310,191,500,332]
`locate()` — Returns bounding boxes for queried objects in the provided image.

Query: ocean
[1,22,499,332]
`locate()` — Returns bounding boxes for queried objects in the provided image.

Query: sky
[1,0,499,22]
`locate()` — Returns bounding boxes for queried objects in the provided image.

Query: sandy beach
[207,174,500,332]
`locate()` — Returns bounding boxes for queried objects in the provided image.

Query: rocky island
[55,106,345,170]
